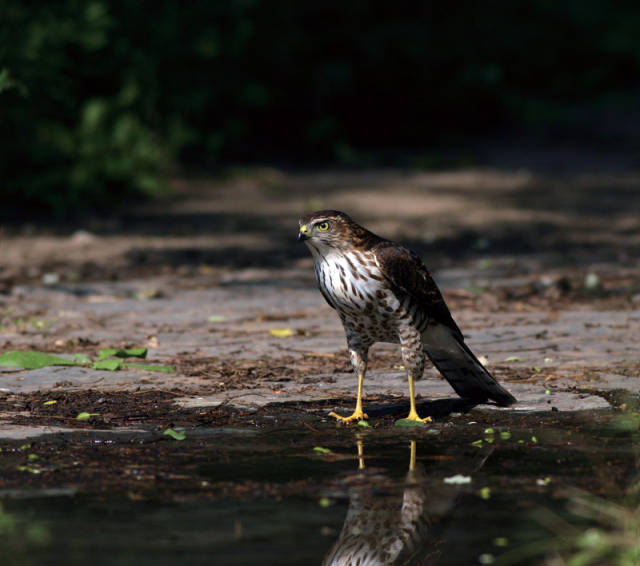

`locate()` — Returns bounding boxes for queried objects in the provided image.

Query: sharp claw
[405,411,432,423]
[328,410,368,423]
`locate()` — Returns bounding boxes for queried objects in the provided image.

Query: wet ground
[2,410,640,565]
[1,165,640,564]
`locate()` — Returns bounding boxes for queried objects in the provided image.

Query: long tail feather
[422,324,516,406]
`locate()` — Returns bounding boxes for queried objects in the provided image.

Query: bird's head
[298,210,360,253]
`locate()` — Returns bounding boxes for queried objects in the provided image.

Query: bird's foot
[328,409,368,423]
[404,410,432,424]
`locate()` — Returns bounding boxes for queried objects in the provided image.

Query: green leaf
[357,420,371,427]
[92,359,121,371]
[503,356,521,362]
[17,466,41,474]
[27,454,39,462]
[484,428,495,434]
[470,439,484,447]
[395,418,427,427]
[73,353,91,364]
[313,446,332,454]
[500,431,512,440]
[76,412,100,421]
[163,428,186,441]
[0,351,81,370]
[121,362,175,373]
[43,400,57,406]
[479,487,491,499]
[97,347,147,361]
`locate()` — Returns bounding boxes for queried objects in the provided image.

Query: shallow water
[1,409,639,565]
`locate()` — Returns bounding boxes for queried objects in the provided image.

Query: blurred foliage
[1,1,640,216]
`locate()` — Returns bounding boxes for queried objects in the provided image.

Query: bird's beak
[298,224,310,242]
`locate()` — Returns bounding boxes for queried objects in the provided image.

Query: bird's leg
[405,374,431,422]
[328,371,368,422]
[400,335,432,423]
[329,346,369,423]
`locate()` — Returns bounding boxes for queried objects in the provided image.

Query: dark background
[2,1,639,218]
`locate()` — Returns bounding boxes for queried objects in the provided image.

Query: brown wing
[373,241,462,338]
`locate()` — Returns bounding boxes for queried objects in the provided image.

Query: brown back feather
[373,241,462,337]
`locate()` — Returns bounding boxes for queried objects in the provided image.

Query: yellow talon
[328,410,368,423]
[404,410,432,423]
[329,371,367,423]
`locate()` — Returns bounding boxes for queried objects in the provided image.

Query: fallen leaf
[76,412,100,421]
[313,446,332,454]
[92,360,121,371]
[0,351,81,370]
[479,487,491,499]
[207,315,226,323]
[163,428,186,441]
[269,328,295,338]
[98,347,147,361]
[17,465,41,474]
[503,356,521,362]
[73,353,91,364]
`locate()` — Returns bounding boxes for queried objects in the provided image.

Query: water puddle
[1,409,639,565]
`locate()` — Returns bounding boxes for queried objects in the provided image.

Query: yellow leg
[329,373,368,423]
[405,376,432,423]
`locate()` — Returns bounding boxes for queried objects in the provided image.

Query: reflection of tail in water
[322,441,436,566]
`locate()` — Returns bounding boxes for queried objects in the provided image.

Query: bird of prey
[298,210,516,423]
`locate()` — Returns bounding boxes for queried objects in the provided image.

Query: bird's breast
[316,252,407,342]
[317,252,382,307]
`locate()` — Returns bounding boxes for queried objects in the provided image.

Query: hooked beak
[298,224,310,242]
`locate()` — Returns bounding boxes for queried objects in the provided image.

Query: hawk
[298,210,516,423]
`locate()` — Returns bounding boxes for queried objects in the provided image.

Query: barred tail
[422,324,516,406]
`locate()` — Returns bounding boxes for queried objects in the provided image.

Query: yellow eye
[316,221,330,232]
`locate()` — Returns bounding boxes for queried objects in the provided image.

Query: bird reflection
[322,440,470,566]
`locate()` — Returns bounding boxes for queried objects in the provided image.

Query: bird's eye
[316,221,330,232]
